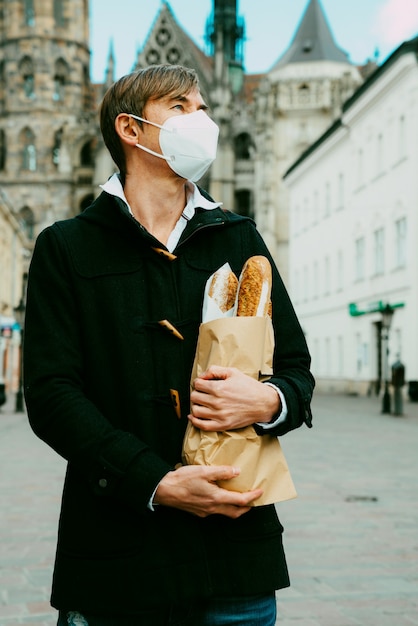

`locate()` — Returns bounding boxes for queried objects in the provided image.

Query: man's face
[138,89,209,157]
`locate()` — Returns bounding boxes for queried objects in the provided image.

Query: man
[24,65,314,626]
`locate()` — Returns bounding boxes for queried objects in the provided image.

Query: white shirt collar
[100,173,221,216]
[100,173,222,252]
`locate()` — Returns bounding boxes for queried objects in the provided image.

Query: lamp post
[13,298,26,413]
[381,304,394,414]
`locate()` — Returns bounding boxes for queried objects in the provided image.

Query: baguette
[208,265,238,313]
[236,256,272,317]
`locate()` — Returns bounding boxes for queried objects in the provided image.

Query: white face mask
[129,109,219,182]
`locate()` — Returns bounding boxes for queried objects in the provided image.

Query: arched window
[24,0,35,26]
[80,139,95,167]
[82,64,91,110]
[0,129,6,170]
[234,133,253,160]
[21,127,37,171]
[298,83,310,105]
[19,206,35,239]
[52,128,63,166]
[0,61,5,109]
[54,0,65,27]
[53,59,68,101]
[19,56,35,98]
[234,190,254,219]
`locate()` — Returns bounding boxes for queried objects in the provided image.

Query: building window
[324,182,331,217]
[313,190,319,223]
[395,217,407,268]
[376,133,384,175]
[357,148,364,187]
[234,133,253,160]
[0,129,6,170]
[337,336,344,376]
[80,139,95,167]
[234,190,254,219]
[53,59,68,101]
[313,261,319,299]
[18,206,35,239]
[21,128,37,171]
[52,128,63,167]
[355,237,365,281]
[82,64,91,110]
[19,56,35,99]
[337,173,344,210]
[324,256,330,295]
[297,83,310,105]
[373,227,385,275]
[0,60,5,109]
[303,265,309,302]
[54,0,65,27]
[399,115,406,160]
[24,0,35,26]
[302,197,309,230]
[336,250,343,291]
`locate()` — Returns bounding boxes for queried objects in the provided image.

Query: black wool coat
[23,190,314,614]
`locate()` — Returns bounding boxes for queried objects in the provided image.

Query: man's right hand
[153,465,263,518]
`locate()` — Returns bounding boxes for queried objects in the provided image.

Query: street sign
[349,301,405,317]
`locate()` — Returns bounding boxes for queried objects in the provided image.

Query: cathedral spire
[205,0,245,93]
[272,0,349,68]
[105,40,115,88]
[206,0,245,66]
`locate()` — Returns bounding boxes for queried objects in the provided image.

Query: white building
[284,38,418,398]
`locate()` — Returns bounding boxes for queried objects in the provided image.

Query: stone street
[0,390,417,625]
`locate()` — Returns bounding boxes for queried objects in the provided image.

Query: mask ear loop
[129,113,173,132]
[128,114,174,162]
[135,143,173,162]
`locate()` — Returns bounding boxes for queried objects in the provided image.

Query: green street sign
[349,301,405,317]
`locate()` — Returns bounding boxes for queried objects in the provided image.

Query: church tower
[253,0,362,284]
[0,0,97,243]
[204,0,246,210]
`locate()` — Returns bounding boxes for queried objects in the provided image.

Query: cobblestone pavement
[0,391,417,626]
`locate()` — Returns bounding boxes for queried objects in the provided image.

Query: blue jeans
[57,592,277,626]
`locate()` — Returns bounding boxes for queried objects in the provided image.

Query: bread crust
[236,256,272,317]
[208,266,238,313]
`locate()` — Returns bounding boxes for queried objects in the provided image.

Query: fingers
[196,365,237,382]
[154,465,263,518]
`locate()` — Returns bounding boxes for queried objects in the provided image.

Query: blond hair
[99,64,200,177]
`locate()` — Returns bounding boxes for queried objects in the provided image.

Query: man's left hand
[189,365,280,431]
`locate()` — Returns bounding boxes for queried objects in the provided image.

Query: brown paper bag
[182,316,297,506]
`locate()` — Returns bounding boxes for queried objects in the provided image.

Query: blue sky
[90,0,418,82]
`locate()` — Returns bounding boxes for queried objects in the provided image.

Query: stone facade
[0,0,97,245]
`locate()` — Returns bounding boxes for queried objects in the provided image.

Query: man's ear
[115,114,140,146]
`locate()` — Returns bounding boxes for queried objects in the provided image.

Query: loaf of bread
[208,265,239,313]
[236,256,272,317]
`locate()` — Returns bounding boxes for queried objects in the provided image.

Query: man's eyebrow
[168,94,209,110]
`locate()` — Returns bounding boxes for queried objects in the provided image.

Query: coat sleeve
[23,226,172,513]
[244,224,315,437]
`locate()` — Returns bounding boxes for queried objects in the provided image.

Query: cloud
[375,0,418,46]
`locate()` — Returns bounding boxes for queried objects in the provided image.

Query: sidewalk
[276,391,418,625]
[0,391,417,625]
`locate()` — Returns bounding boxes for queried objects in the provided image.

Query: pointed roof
[134,2,213,98]
[272,0,349,69]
